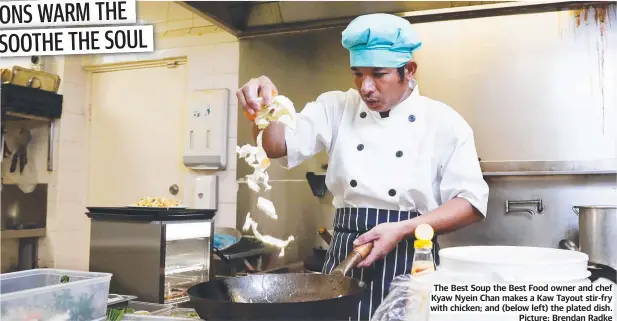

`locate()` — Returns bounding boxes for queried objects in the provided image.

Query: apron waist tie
[333,207,421,233]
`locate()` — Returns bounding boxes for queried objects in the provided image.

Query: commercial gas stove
[213,236,277,277]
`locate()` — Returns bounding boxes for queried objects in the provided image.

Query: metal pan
[188,243,373,320]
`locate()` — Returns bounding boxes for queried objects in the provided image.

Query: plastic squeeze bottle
[411,223,436,276]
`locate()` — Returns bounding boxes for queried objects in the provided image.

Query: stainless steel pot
[572,205,617,269]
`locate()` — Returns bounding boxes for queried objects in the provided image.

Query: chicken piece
[257,197,277,219]
[242,212,295,257]
[254,95,297,130]
[237,131,272,192]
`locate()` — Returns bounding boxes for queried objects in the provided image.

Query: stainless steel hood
[178,1,605,39]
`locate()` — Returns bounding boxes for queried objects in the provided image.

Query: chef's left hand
[352,222,407,268]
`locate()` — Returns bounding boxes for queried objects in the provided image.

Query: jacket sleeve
[275,91,346,169]
[439,129,489,218]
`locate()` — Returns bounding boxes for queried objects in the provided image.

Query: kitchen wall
[1,55,90,271]
[84,1,240,229]
[237,7,617,266]
[1,1,241,271]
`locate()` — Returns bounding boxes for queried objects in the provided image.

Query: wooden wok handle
[329,242,374,276]
[318,227,332,245]
[353,242,373,259]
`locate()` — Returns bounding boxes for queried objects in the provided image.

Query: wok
[188,242,373,320]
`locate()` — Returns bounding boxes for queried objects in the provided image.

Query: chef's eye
[373,73,387,78]
[353,72,362,77]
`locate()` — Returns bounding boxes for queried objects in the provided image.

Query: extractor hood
[178,1,606,39]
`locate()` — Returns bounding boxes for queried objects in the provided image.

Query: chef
[237,13,489,321]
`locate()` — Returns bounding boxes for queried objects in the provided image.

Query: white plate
[126,205,187,209]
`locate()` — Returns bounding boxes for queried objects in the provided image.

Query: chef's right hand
[236,76,278,120]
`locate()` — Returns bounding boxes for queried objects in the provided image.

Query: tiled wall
[83,1,240,230]
[132,36,241,228]
[1,2,241,271]
[85,35,240,230]
[40,57,91,270]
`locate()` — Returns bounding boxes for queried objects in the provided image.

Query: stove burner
[217,236,270,260]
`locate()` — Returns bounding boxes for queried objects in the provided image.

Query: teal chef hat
[341,13,422,68]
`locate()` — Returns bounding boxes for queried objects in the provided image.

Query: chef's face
[352,61,417,112]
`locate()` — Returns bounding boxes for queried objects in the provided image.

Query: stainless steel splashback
[438,175,617,249]
[237,181,325,266]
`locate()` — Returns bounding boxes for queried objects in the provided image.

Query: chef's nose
[360,77,376,96]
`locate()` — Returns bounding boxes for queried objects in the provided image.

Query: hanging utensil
[9,129,31,174]
[558,239,579,251]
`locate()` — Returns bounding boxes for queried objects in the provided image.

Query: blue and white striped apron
[322,207,440,321]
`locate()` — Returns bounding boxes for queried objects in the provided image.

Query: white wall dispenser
[183,89,229,170]
[189,174,219,210]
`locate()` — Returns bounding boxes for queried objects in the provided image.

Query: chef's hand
[353,222,407,268]
[236,76,278,119]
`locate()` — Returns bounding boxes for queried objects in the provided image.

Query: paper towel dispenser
[183,89,229,170]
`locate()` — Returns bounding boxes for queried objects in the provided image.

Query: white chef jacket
[276,85,489,217]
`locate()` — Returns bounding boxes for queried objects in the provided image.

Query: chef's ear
[405,60,417,80]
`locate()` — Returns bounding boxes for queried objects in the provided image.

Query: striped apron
[322,207,440,321]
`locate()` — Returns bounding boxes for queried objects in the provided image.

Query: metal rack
[1,83,63,172]
[1,83,62,271]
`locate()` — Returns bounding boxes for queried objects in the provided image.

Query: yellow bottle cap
[414,239,433,248]
[414,224,434,249]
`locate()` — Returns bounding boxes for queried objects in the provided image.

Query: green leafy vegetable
[106,308,125,321]
[188,311,199,318]
[60,275,70,283]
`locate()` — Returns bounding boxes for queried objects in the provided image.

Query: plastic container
[160,308,201,319]
[122,314,198,321]
[0,268,112,321]
[107,294,138,311]
[439,246,589,281]
[411,224,436,276]
[373,269,504,321]
[126,301,174,315]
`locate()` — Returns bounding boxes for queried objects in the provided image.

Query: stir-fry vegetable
[106,308,125,321]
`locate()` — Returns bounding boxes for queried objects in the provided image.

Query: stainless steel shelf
[300,159,617,189]
[480,159,617,176]
[1,228,46,240]
[165,264,207,276]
